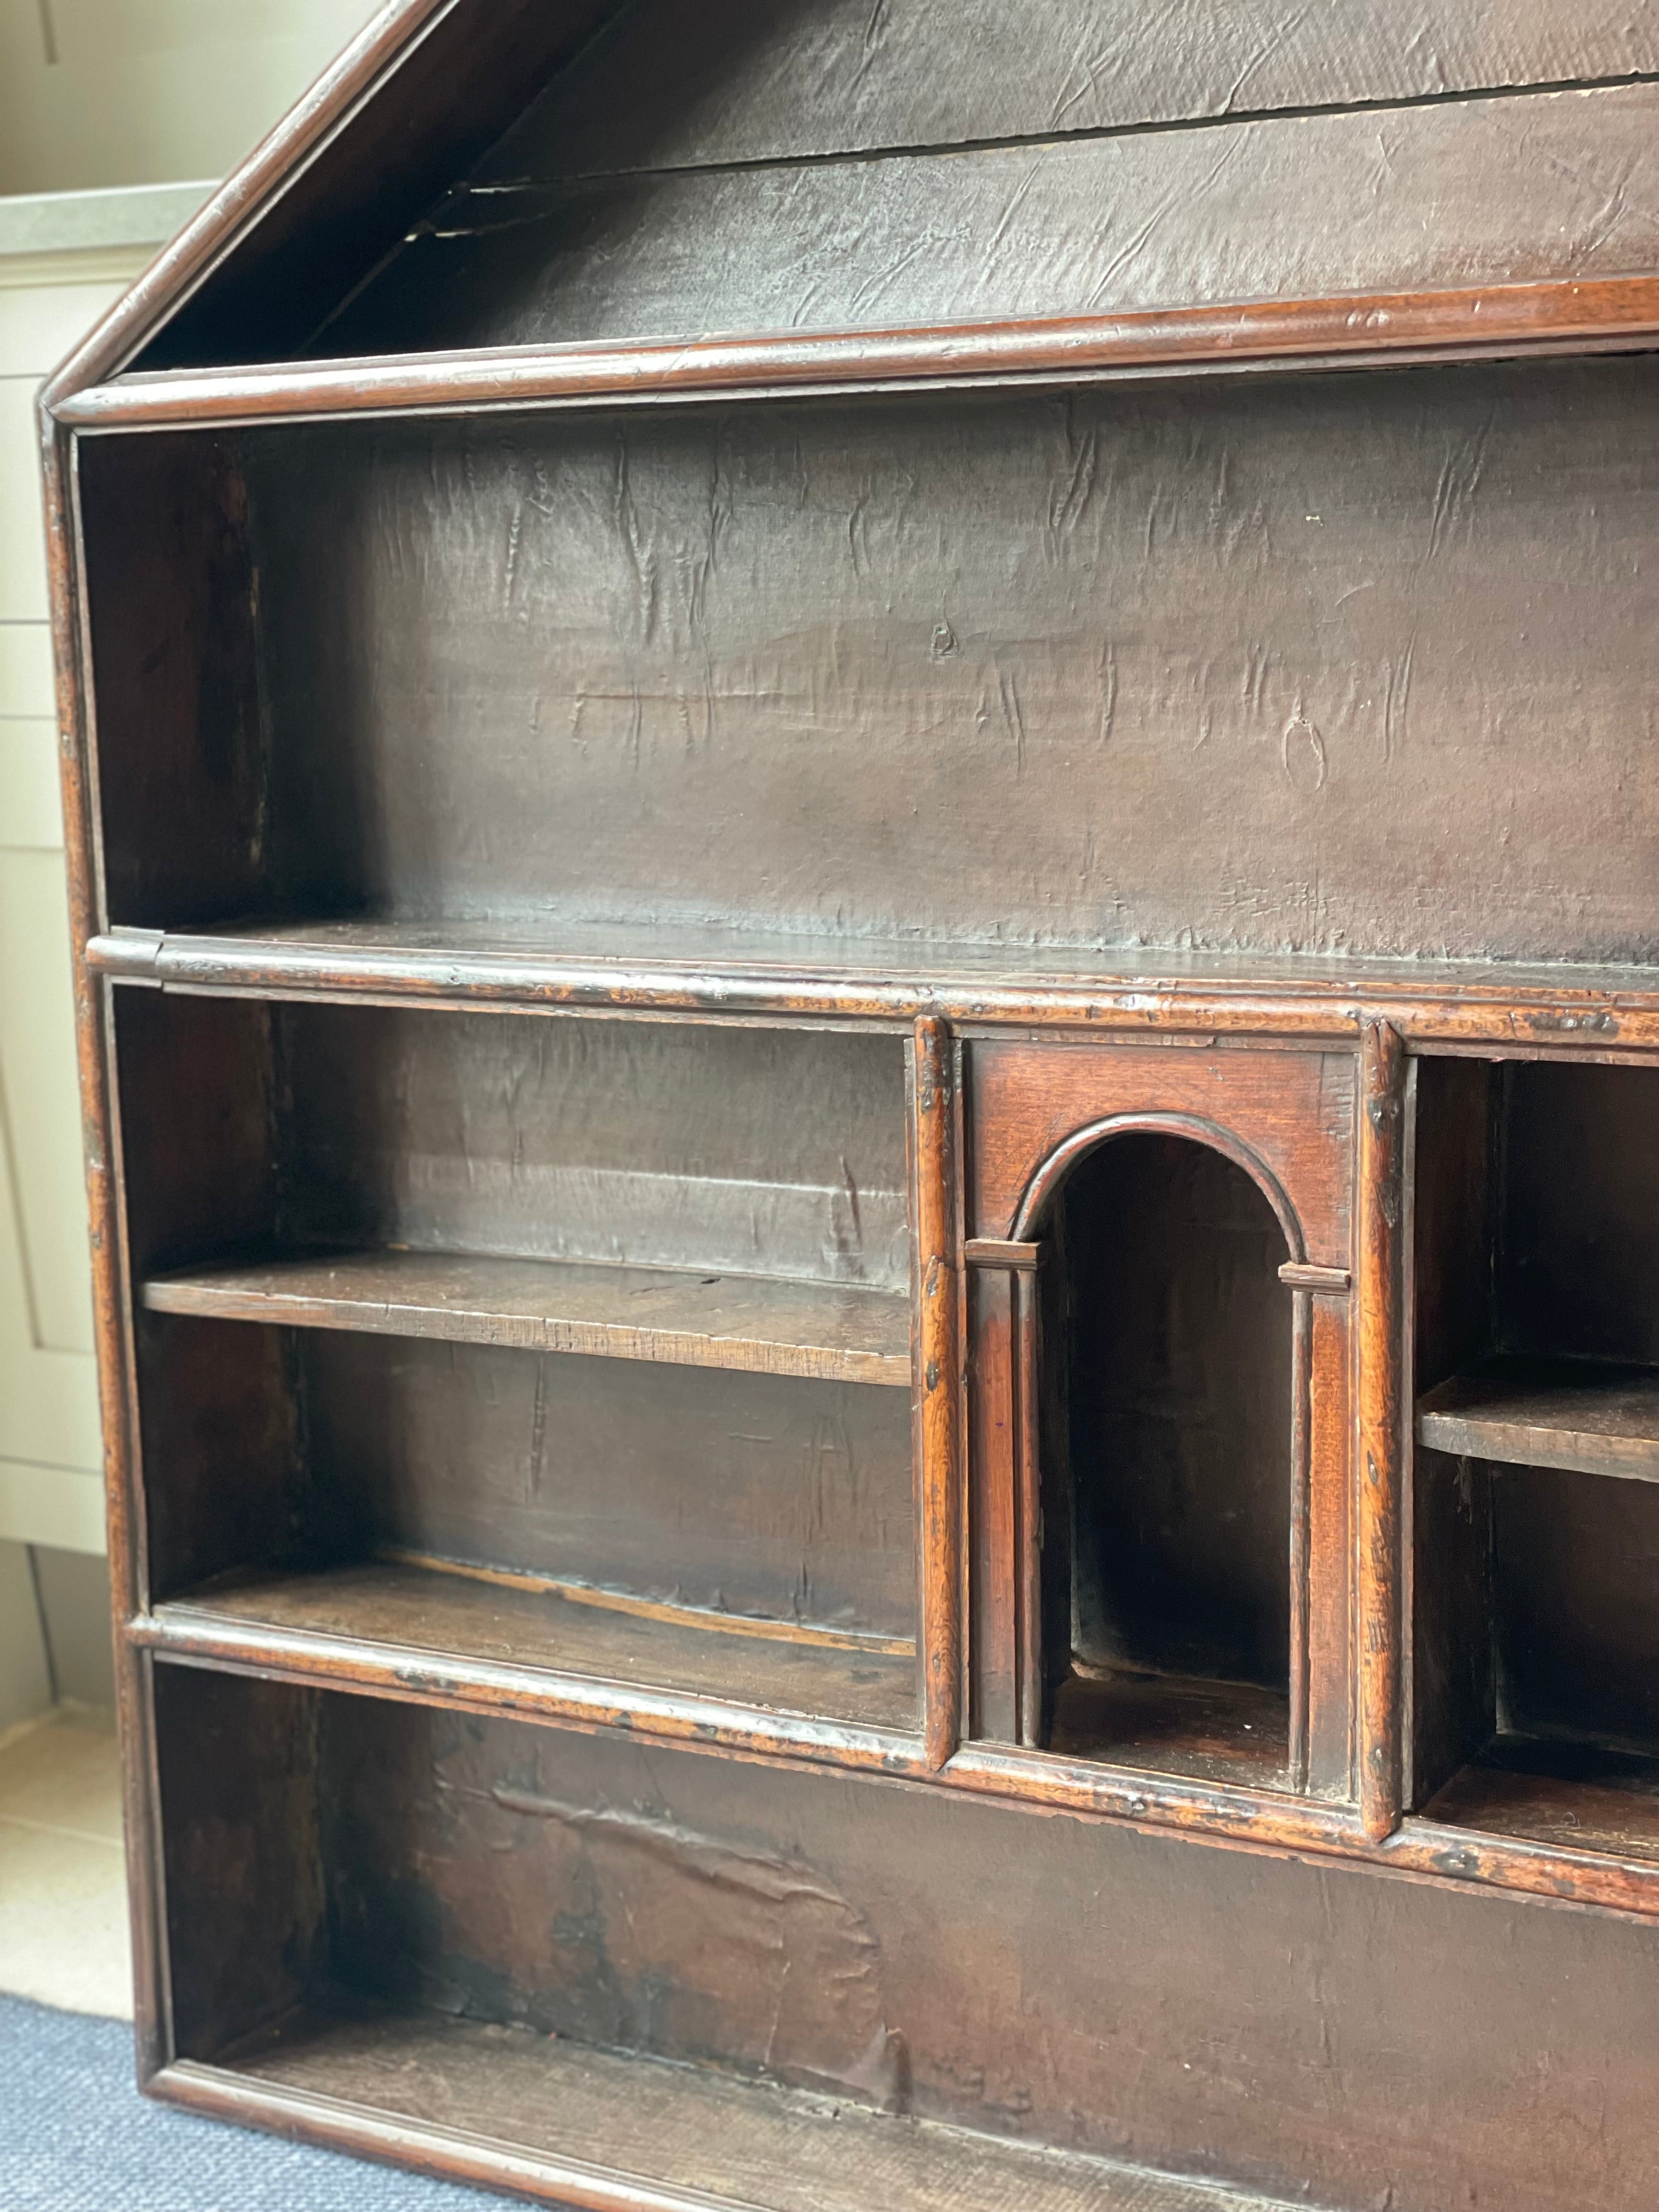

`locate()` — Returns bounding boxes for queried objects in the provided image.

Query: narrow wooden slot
[142,1249,912,1387]
[154,1554,918,1736]
[1417,1357,1659,1483]
[1046,1669,1290,1791]
[1423,1737,1659,1865]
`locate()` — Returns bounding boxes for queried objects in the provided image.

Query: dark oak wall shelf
[50,4,1659,2208]
[143,1250,912,1387]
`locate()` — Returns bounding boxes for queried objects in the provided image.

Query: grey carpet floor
[0,1996,494,2210]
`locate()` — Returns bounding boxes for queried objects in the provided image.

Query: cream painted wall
[0,0,385,1722]
[0,0,383,195]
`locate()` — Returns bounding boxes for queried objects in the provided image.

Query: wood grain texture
[1425,1736,1659,1865]
[964,1265,1018,1745]
[170,2011,1319,2212]
[142,1249,912,1386]
[76,353,1659,966]
[1047,1668,1290,1792]
[910,1018,960,1771]
[968,1042,1353,1263]
[146,1680,1659,2212]
[478,0,1659,182]
[115,991,909,1296]
[1357,1022,1406,1841]
[1419,1358,1659,1482]
[157,1557,917,1734]
[1406,1055,1498,1808]
[86,919,1659,1051]
[1494,1460,1659,1758]
[302,1332,917,1641]
[329,86,1659,357]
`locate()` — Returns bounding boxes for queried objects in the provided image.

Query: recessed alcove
[1032,1132,1296,1788]
[1413,1058,1659,1857]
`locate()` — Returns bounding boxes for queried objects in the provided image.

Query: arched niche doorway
[1024,1128,1299,1785]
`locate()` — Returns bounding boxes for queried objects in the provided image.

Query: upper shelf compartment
[97,0,1659,381]
[78,349,1659,970]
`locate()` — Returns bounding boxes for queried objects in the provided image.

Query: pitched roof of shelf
[37,0,1659,417]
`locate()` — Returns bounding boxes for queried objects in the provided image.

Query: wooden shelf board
[154,1556,918,1737]
[142,1248,911,1387]
[170,2006,1283,2212]
[1417,1356,1659,1482]
[1423,1736,1659,1864]
[87,917,1659,1047]
[1046,1667,1291,1792]
[50,272,1659,433]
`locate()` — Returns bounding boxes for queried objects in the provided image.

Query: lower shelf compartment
[154,1555,918,1736]
[1045,1667,1291,1791]
[1423,1735,1659,1863]
[179,2007,1287,2212]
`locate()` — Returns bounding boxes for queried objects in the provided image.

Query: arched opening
[1031,1131,1296,1784]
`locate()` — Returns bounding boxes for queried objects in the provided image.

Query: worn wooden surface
[189,2010,1323,2212]
[86,919,1659,1051]
[143,1249,912,1387]
[482,0,1659,182]
[50,2,1659,2205]
[1425,1735,1659,1865]
[1496,1460,1659,1758]
[910,1018,960,1770]
[159,1558,917,1733]
[1047,1668,1290,1791]
[332,86,1659,357]
[1406,1055,1498,1808]
[306,1333,916,1640]
[59,276,1659,433]
[82,362,1626,965]
[147,1679,1659,2212]
[273,1005,909,1292]
[1419,1358,1659,1482]
[967,1042,1354,1259]
[1356,1023,1406,1841]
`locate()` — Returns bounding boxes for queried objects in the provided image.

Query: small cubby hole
[1031,1132,1296,1788]
[1412,1057,1659,1854]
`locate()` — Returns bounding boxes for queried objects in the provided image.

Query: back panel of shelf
[79,354,1659,969]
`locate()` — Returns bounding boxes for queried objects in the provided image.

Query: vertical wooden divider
[1287,1288,1313,1795]
[912,1015,962,1771]
[1013,1266,1043,1750]
[1357,1019,1407,1841]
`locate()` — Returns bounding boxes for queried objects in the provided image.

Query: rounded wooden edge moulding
[44,272,1659,431]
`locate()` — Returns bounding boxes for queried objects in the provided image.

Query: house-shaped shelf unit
[44,4,1659,2210]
